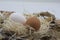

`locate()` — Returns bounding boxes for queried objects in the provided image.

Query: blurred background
[0,0,60,19]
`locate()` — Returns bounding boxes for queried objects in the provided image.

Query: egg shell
[26,16,40,31]
[10,13,26,24]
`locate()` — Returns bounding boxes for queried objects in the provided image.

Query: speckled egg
[26,16,40,31]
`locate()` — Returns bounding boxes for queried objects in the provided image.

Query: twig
[9,33,16,40]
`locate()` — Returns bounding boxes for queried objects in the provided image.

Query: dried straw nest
[0,11,59,40]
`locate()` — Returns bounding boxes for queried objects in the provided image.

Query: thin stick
[9,33,16,40]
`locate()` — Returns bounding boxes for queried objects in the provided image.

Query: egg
[10,13,26,24]
[26,16,40,31]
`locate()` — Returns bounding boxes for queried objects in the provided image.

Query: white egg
[10,13,26,24]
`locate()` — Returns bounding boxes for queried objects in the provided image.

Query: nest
[0,11,59,40]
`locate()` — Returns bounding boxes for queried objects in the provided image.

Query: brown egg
[26,16,40,31]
